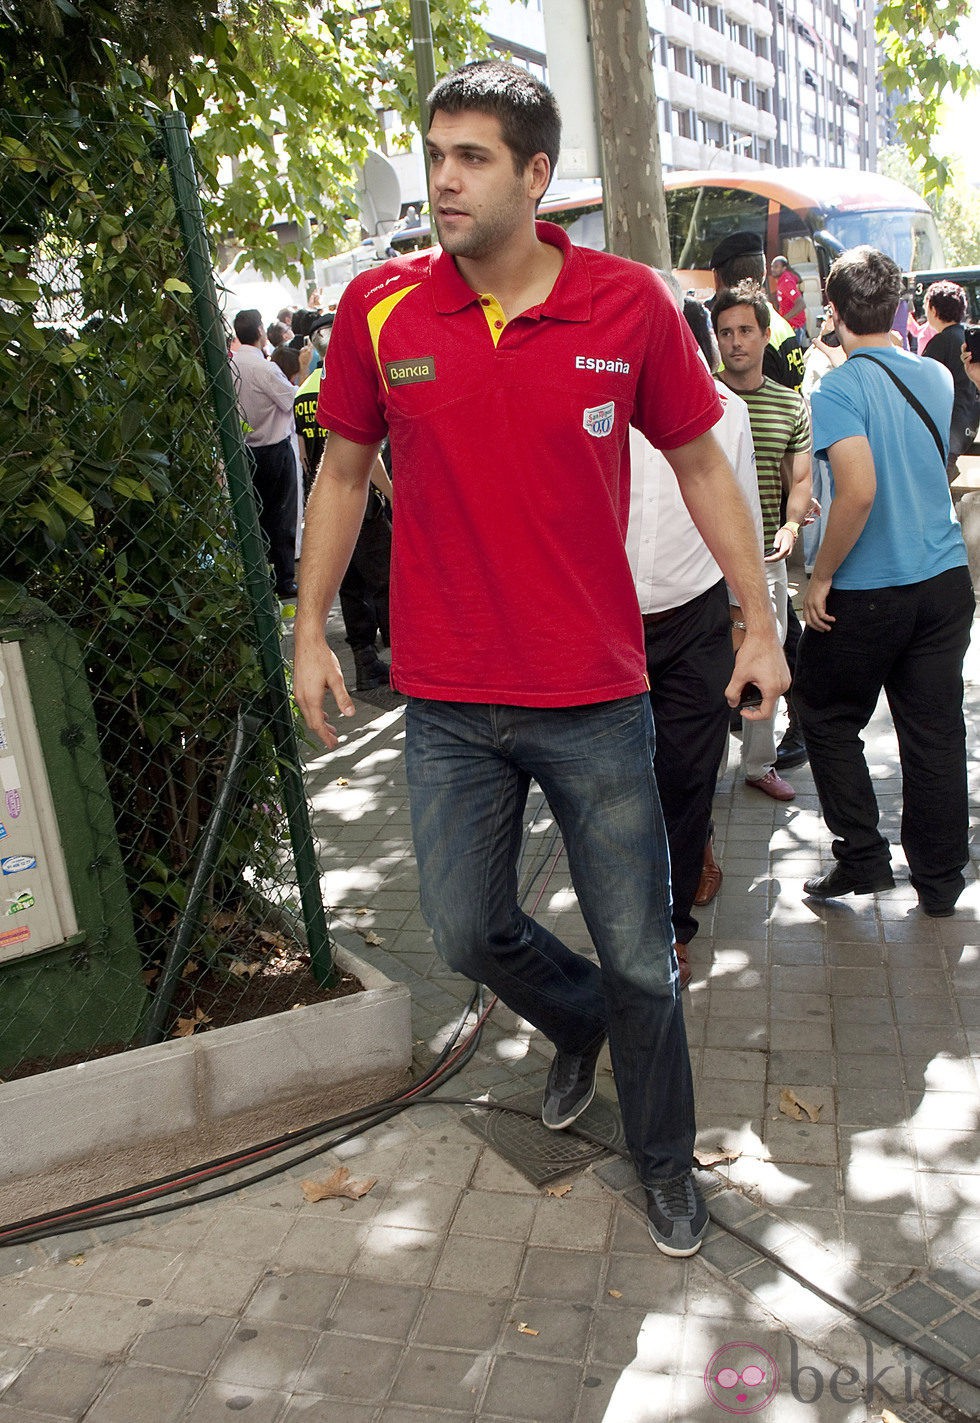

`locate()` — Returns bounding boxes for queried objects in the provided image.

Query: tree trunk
[586,0,670,268]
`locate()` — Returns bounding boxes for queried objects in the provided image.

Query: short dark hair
[683,297,716,369]
[427,60,561,175]
[270,346,300,382]
[925,280,968,325]
[825,246,902,335]
[233,308,263,345]
[715,250,766,287]
[290,308,316,339]
[267,320,290,348]
[711,281,771,335]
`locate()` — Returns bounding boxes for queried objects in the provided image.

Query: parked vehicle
[385,166,944,338]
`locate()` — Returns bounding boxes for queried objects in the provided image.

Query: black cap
[308,311,336,335]
[709,231,764,269]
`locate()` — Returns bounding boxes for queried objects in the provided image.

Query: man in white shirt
[628,281,764,987]
[231,308,311,597]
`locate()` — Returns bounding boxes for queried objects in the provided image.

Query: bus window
[559,208,606,250]
[821,209,944,272]
[668,186,769,269]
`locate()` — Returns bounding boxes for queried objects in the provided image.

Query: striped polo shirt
[734,377,810,547]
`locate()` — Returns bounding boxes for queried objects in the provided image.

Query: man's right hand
[294,634,355,748]
[725,631,790,721]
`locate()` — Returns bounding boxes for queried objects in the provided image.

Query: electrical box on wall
[0,640,80,962]
[0,600,144,1070]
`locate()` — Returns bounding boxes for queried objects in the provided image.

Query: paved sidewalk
[0,607,977,1422]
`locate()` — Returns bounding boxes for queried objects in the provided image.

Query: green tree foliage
[876,0,980,198]
[879,145,980,267]
[185,1,488,277]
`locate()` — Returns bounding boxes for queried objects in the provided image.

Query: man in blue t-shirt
[795,246,973,918]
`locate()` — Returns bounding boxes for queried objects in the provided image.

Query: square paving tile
[481,1354,582,1421]
[1,1349,113,1418]
[182,1382,290,1422]
[80,1363,199,1422]
[328,1278,424,1342]
[414,1290,510,1352]
[128,1310,235,1374]
[210,1320,318,1391]
[391,1345,490,1412]
[298,1332,403,1401]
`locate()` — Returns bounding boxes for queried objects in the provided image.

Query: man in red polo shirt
[770,255,808,338]
[294,61,787,1257]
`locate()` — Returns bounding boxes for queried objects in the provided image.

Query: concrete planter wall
[0,943,411,1222]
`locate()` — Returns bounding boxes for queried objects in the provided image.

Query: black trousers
[339,506,392,651]
[645,579,734,945]
[248,437,297,591]
[794,565,974,905]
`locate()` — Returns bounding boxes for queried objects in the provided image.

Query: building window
[756,32,771,59]
[674,107,695,139]
[702,117,726,147]
[670,42,691,74]
[698,1,724,30]
[696,57,723,90]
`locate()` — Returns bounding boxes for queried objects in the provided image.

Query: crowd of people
[229,300,394,691]
[229,60,977,1261]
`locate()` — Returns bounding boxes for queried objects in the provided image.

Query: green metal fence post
[159,111,334,988]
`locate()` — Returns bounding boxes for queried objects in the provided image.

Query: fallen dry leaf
[300,1167,378,1204]
[181,959,200,979]
[336,777,349,787]
[355,906,369,917]
[359,930,384,946]
[173,1007,211,1038]
[208,909,241,931]
[544,1183,573,1198]
[881,1413,909,1423]
[607,1289,623,1299]
[141,967,159,988]
[695,1146,742,1167]
[516,1322,539,1336]
[257,929,287,952]
[229,959,261,978]
[68,1254,86,1266]
[778,1087,822,1123]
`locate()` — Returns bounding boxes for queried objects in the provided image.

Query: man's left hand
[803,574,834,631]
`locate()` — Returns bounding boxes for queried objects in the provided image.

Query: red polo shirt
[318,222,721,706]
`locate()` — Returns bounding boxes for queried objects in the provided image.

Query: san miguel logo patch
[583,400,615,437]
[385,356,436,386]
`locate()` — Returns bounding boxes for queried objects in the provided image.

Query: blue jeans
[405,695,696,1185]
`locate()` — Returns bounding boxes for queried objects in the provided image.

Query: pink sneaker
[745,768,795,801]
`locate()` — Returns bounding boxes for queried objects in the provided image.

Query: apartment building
[484,0,880,172]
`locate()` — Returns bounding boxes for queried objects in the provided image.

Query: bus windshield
[822,208,944,272]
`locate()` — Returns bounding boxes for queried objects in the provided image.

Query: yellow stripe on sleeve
[367,284,421,389]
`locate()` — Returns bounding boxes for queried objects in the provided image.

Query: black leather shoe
[775,725,808,771]
[919,898,957,918]
[275,580,298,598]
[804,864,895,899]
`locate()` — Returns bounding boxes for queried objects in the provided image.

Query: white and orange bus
[386,166,943,337]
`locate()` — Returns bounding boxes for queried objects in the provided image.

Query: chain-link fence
[0,111,334,1077]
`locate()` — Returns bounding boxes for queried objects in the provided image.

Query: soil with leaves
[4,911,362,1080]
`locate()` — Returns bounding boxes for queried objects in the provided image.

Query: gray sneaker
[646,1172,708,1256]
[541,1038,605,1130]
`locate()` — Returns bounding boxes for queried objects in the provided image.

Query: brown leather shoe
[674,942,691,990]
[693,837,723,906]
